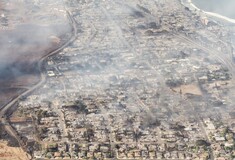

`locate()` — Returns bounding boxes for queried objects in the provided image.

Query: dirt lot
[0,124,30,160]
[0,141,29,160]
[173,84,202,96]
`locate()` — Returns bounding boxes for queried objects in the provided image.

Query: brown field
[0,88,26,108]
[0,141,30,160]
[173,84,202,96]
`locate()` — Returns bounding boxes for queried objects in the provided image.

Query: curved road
[0,12,78,153]
[175,33,235,78]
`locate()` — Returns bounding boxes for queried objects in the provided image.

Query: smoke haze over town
[0,0,235,160]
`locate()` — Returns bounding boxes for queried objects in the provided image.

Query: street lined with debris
[1,0,235,159]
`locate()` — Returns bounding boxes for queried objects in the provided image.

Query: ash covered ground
[1,0,235,160]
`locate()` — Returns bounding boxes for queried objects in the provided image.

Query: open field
[0,141,29,160]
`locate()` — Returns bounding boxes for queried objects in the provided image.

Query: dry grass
[0,141,29,160]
